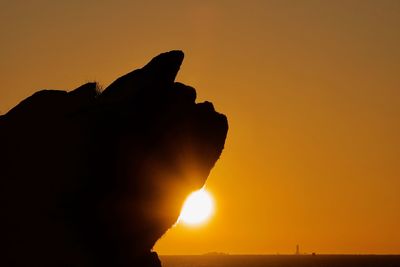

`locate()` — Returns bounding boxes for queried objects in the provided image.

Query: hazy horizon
[158,252,400,256]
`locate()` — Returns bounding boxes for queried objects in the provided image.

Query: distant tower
[296,244,300,255]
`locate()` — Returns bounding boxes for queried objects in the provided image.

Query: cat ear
[142,50,184,84]
[100,50,184,102]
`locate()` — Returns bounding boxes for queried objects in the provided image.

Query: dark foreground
[0,50,228,266]
[160,255,400,267]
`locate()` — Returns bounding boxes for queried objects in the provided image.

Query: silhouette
[0,51,228,266]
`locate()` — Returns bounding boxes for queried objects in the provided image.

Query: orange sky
[1,1,399,255]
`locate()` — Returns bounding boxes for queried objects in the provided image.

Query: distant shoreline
[160,255,400,267]
[160,254,400,256]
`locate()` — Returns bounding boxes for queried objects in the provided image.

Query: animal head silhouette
[0,51,228,266]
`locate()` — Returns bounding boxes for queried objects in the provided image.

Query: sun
[179,188,214,226]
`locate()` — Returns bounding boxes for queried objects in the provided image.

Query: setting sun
[179,188,214,226]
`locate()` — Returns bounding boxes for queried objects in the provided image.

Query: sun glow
[179,188,214,226]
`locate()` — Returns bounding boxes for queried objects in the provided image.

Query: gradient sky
[1,0,399,255]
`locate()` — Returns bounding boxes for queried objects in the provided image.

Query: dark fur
[0,51,228,266]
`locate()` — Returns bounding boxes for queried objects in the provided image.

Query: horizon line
[159,253,400,256]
